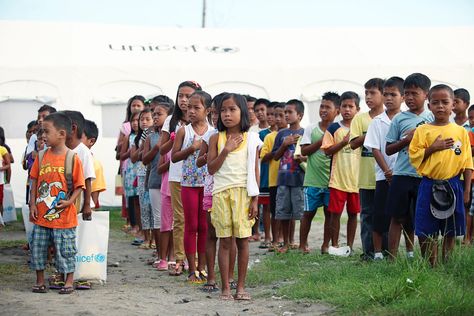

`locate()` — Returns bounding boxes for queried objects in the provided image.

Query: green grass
[0,263,30,275]
[247,247,474,315]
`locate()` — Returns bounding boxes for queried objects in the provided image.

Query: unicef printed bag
[74,211,109,282]
[2,184,17,222]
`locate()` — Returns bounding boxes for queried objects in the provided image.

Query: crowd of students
[3,73,473,299]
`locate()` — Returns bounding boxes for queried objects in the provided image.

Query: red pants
[181,186,208,254]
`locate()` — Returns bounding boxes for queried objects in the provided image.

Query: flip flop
[49,281,65,290]
[74,281,92,290]
[32,284,48,293]
[219,293,234,301]
[234,292,251,301]
[58,286,75,295]
[169,262,184,276]
[201,283,219,293]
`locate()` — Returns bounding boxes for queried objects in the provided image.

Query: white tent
[1,21,473,206]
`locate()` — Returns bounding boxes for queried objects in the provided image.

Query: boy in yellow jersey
[409,84,473,266]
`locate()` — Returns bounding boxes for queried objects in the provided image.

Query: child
[130,109,154,249]
[321,91,360,255]
[453,88,470,129]
[299,92,340,254]
[467,104,474,245]
[364,77,404,260]
[385,73,432,259]
[0,143,11,217]
[207,93,260,300]
[409,84,472,266]
[272,99,305,254]
[160,81,202,276]
[261,102,287,250]
[142,100,173,268]
[63,111,95,221]
[244,95,258,128]
[82,120,106,209]
[26,105,57,158]
[350,78,385,260]
[29,112,85,294]
[171,91,213,283]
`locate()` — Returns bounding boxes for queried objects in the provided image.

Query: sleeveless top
[213,131,248,194]
[181,123,211,187]
[147,131,162,189]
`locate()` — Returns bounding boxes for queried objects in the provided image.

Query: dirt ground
[0,216,359,316]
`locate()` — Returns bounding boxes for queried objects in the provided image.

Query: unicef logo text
[76,253,106,263]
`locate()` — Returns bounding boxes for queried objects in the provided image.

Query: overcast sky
[1,0,473,28]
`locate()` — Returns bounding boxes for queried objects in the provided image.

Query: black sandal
[32,284,48,293]
[201,283,219,293]
[59,286,75,295]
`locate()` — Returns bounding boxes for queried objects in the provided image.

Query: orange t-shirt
[30,150,85,229]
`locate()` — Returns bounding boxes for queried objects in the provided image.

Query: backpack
[38,148,76,195]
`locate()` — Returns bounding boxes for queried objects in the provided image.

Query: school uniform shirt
[385,110,433,177]
[409,123,473,180]
[350,112,375,190]
[72,142,96,180]
[364,111,399,181]
[271,128,305,187]
[301,123,331,188]
[258,128,272,189]
[162,115,185,182]
[321,121,359,193]
[260,131,279,188]
[30,150,85,228]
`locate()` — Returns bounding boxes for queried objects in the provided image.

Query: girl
[160,80,202,276]
[131,109,154,249]
[171,91,212,283]
[120,112,142,244]
[207,93,261,300]
[142,100,174,268]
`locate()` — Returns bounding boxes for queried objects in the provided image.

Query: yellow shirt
[350,112,375,190]
[409,123,473,180]
[0,145,8,185]
[91,157,106,193]
[260,131,279,188]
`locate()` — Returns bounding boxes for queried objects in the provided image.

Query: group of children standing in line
[21,73,473,298]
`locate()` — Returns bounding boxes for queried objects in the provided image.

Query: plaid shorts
[30,225,77,273]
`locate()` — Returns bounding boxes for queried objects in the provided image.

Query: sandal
[198,270,208,281]
[187,271,204,284]
[219,293,234,301]
[201,283,219,293]
[49,280,65,290]
[74,281,92,290]
[234,292,251,300]
[258,241,271,249]
[32,284,48,293]
[59,286,75,295]
[169,262,185,276]
[229,280,237,290]
[289,243,299,250]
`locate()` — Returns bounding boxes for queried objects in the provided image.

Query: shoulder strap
[64,149,75,194]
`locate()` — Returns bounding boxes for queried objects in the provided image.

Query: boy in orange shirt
[29,112,85,294]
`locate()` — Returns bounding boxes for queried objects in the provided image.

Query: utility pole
[202,0,206,28]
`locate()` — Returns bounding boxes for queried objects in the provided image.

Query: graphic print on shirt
[36,178,67,222]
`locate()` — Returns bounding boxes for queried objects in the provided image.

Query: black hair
[212,92,228,109]
[243,95,257,103]
[286,99,305,114]
[169,81,202,133]
[44,112,72,135]
[27,120,37,129]
[156,102,174,115]
[62,110,85,139]
[428,84,454,101]
[254,98,271,108]
[84,120,99,140]
[340,91,360,107]
[364,78,385,93]
[150,95,175,109]
[268,101,279,109]
[322,92,341,108]
[217,93,251,132]
[454,88,470,104]
[404,73,431,93]
[273,102,285,110]
[134,108,153,148]
[384,76,405,95]
[190,90,213,123]
[468,104,474,113]
[125,95,146,122]
[38,104,57,114]
[0,126,4,146]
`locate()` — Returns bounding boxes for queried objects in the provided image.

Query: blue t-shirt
[271,128,305,187]
[386,110,433,177]
[259,128,272,189]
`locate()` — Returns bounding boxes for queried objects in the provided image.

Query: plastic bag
[2,184,17,222]
[21,204,34,243]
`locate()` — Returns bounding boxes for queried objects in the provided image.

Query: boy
[321,91,360,255]
[299,92,340,254]
[272,99,305,253]
[82,120,106,209]
[350,78,385,260]
[26,105,57,157]
[29,112,85,294]
[364,77,404,260]
[409,84,472,266]
[261,102,287,250]
[0,144,11,217]
[467,104,474,244]
[244,95,258,127]
[452,88,470,129]
[385,73,432,259]
[63,111,95,220]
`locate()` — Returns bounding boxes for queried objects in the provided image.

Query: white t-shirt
[26,134,37,155]
[162,115,184,182]
[364,111,399,181]
[72,142,96,180]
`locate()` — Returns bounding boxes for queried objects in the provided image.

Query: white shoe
[328,246,351,257]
